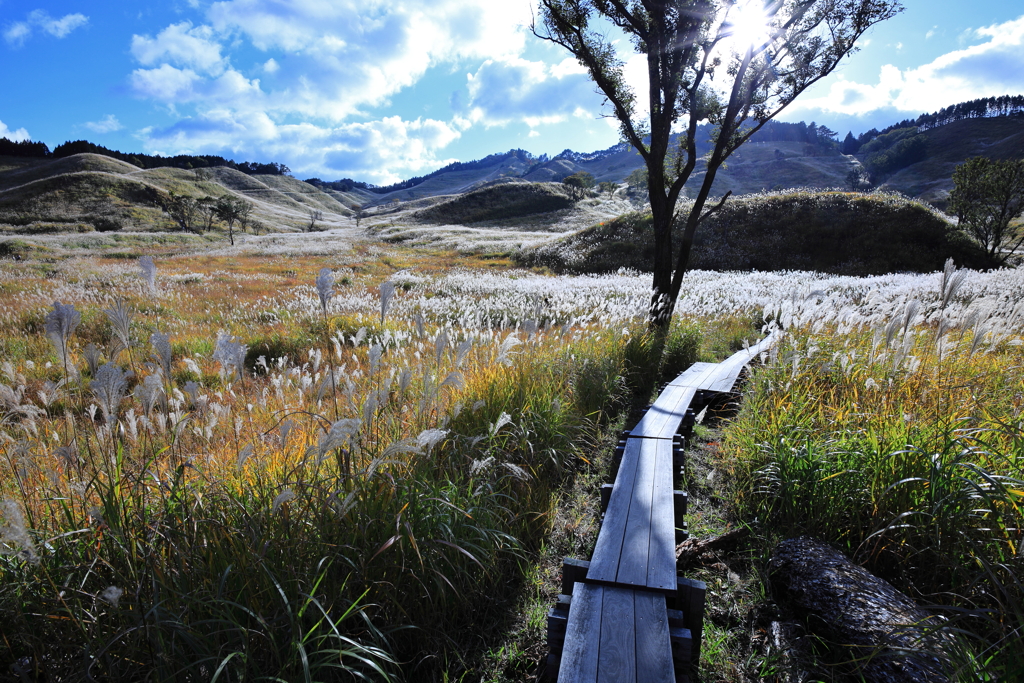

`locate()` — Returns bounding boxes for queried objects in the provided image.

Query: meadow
[0,240,1022,681]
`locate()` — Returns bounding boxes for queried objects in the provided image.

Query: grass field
[1,235,1022,681]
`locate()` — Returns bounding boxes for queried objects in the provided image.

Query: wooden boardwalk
[547,335,775,682]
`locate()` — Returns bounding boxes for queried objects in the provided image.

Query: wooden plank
[588,439,642,583]
[630,385,697,439]
[597,587,635,683]
[634,590,675,683]
[668,362,719,388]
[697,333,778,394]
[616,439,658,586]
[558,583,603,683]
[647,439,677,591]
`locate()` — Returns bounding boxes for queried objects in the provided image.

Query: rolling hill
[2,105,1022,251]
[0,153,364,236]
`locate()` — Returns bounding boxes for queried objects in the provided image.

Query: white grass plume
[139,256,156,294]
[316,268,334,315]
[1,498,38,564]
[91,363,132,423]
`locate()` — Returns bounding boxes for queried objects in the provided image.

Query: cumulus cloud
[0,119,30,141]
[140,112,461,183]
[187,0,532,120]
[131,22,226,75]
[124,0,547,179]
[83,115,123,134]
[788,14,1024,119]
[464,57,601,129]
[130,64,202,101]
[4,10,87,47]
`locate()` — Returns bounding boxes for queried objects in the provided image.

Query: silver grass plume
[434,329,448,365]
[939,258,968,310]
[417,428,448,454]
[272,488,295,513]
[139,256,156,294]
[133,374,165,415]
[1,498,38,564]
[279,419,295,451]
[380,281,396,323]
[91,363,132,423]
[306,418,361,462]
[83,343,102,377]
[213,332,247,381]
[103,299,134,351]
[99,586,123,607]
[150,331,173,378]
[455,339,473,367]
[45,301,81,373]
[316,268,334,315]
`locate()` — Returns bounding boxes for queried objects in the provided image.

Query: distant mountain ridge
[340,95,1024,209]
[2,96,1023,239]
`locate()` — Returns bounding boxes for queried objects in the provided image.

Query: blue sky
[2,1,1023,184]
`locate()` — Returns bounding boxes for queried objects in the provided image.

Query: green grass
[718,317,1024,679]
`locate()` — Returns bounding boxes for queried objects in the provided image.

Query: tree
[841,131,859,155]
[197,196,218,233]
[949,157,1024,264]
[307,208,324,232]
[236,199,255,235]
[626,167,648,196]
[598,180,618,197]
[161,192,199,233]
[215,197,241,245]
[534,0,902,329]
[562,171,596,201]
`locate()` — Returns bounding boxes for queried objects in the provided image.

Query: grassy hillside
[413,179,575,225]
[0,153,354,236]
[880,117,1024,208]
[518,190,989,275]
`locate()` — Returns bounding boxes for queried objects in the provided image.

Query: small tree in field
[562,171,597,201]
[949,156,1024,265]
[534,0,902,329]
[215,197,240,245]
[161,192,200,233]
[307,208,324,232]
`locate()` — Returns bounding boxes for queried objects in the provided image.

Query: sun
[721,0,774,53]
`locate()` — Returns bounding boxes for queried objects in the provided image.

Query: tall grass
[0,254,663,680]
[723,262,1024,678]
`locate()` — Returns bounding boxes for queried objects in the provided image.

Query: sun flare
[722,0,774,52]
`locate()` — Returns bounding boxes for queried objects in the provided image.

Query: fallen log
[768,536,949,683]
[675,526,750,568]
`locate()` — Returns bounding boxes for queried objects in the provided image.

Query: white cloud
[126,0,536,120]
[788,15,1024,119]
[35,10,88,38]
[83,115,123,134]
[3,10,87,47]
[131,22,226,75]
[140,112,461,183]
[130,64,202,101]
[0,119,30,141]
[465,57,602,128]
[123,0,545,179]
